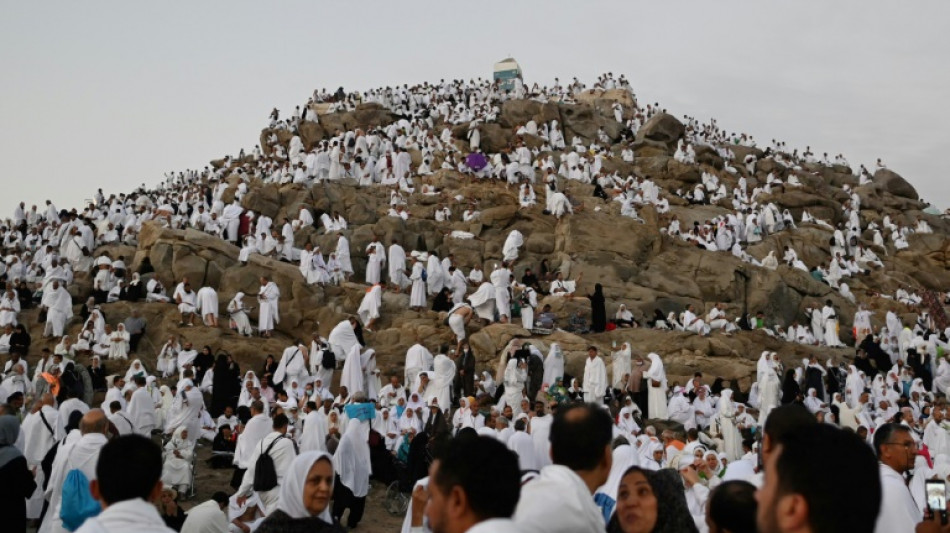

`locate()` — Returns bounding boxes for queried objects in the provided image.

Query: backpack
[253,436,286,492]
[321,349,335,370]
[60,469,101,531]
[421,268,428,282]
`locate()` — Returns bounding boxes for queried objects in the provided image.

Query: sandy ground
[187,443,407,532]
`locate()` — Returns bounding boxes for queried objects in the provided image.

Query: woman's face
[706,455,718,471]
[615,470,657,533]
[303,458,334,516]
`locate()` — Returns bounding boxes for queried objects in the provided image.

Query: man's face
[503,406,513,419]
[425,460,451,533]
[756,443,784,533]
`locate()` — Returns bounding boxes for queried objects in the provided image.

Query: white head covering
[276,451,335,521]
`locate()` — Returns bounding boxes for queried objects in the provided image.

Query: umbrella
[465,153,488,171]
[923,205,941,215]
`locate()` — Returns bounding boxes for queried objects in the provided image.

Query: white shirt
[875,463,922,533]
[514,465,603,533]
[75,498,175,533]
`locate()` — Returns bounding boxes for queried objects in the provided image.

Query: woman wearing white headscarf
[615,407,640,439]
[542,343,564,388]
[719,389,742,462]
[228,292,253,336]
[804,388,828,415]
[124,358,147,382]
[757,351,781,426]
[332,419,371,529]
[611,343,632,391]
[451,397,475,433]
[161,426,194,493]
[593,444,639,523]
[254,451,344,533]
[501,357,528,416]
[643,353,668,419]
[108,323,131,360]
[845,365,865,408]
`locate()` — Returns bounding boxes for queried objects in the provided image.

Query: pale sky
[2,1,948,218]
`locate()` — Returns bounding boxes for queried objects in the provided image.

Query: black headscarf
[607,467,700,533]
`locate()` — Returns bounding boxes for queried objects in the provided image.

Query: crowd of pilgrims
[0,72,947,533]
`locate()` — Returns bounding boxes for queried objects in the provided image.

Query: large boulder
[635,113,685,152]
[874,169,919,201]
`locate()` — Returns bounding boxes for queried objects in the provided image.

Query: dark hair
[763,404,816,445]
[432,435,521,520]
[273,413,289,430]
[873,422,910,458]
[775,424,880,533]
[550,403,613,471]
[211,491,230,505]
[96,435,162,504]
[708,480,757,533]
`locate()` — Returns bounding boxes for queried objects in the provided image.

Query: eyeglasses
[884,441,918,451]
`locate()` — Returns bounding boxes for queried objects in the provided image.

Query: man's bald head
[81,409,109,435]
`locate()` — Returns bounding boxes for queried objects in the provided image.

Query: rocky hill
[22,85,950,391]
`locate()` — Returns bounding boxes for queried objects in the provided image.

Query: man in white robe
[502,230,524,262]
[299,404,329,453]
[174,279,198,327]
[447,266,468,305]
[336,233,353,279]
[467,282,496,321]
[408,256,426,309]
[221,200,244,243]
[490,264,512,324]
[195,285,219,327]
[257,276,280,337]
[388,242,409,291]
[233,401,270,471]
[328,317,361,363]
[875,424,923,532]
[273,342,309,392]
[357,283,384,331]
[822,300,843,347]
[431,348,456,414]
[364,246,383,285]
[682,305,711,336]
[582,347,607,404]
[41,280,72,338]
[179,497,230,533]
[404,343,434,393]
[127,375,157,436]
[340,345,366,397]
[41,410,110,533]
[644,353,668,419]
[236,417,298,515]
